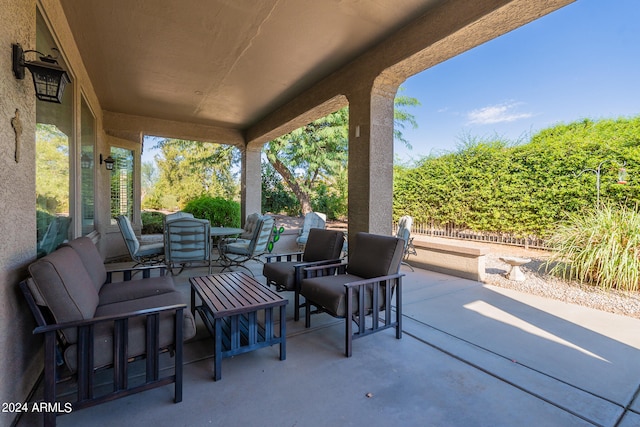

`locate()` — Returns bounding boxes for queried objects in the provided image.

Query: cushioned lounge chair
[263,228,344,321]
[300,232,404,357]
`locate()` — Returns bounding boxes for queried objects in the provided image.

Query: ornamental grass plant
[546,203,640,292]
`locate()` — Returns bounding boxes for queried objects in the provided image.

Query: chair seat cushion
[137,242,165,257]
[263,261,298,290]
[301,274,370,318]
[98,275,177,306]
[223,241,251,256]
[65,291,196,371]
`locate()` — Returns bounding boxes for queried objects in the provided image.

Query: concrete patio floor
[18,261,640,427]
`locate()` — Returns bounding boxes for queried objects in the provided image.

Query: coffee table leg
[190,286,195,317]
[279,304,286,361]
[214,318,222,381]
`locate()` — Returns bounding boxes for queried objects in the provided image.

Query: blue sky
[396,0,640,162]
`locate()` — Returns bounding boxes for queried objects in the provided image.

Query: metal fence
[399,221,551,250]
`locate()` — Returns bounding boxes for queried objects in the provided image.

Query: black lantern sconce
[12,43,71,104]
[100,154,115,171]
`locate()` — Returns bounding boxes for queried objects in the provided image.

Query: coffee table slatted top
[190,272,287,318]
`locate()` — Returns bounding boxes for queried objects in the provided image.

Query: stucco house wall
[1,3,39,426]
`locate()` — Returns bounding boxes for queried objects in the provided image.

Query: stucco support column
[241,145,262,224]
[347,79,398,244]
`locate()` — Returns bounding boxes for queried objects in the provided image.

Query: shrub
[141,211,165,234]
[183,195,241,227]
[546,203,640,292]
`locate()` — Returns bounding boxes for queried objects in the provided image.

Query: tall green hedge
[393,117,640,238]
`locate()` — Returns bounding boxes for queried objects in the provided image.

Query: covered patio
[16,261,640,426]
[3,0,590,425]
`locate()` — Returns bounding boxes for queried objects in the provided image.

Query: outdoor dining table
[210,226,245,265]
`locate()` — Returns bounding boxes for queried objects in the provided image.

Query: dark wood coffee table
[190,272,287,380]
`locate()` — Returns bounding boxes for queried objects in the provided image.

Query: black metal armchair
[263,228,344,321]
[300,232,405,357]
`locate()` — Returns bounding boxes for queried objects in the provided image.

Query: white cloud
[467,102,533,125]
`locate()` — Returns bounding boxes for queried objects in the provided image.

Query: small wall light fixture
[12,43,71,103]
[100,154,115,171]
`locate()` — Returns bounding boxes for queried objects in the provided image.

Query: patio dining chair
[296,212,327,248]
[300,232,404,357]
[116,215,164,266]
[164,217,211,275]
[396,215,416,271]
[263,228,344,321]
[219,214,274,276]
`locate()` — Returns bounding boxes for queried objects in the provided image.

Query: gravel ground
[482,245,640,320]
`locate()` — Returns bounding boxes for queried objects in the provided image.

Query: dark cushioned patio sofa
[20,236,196,427]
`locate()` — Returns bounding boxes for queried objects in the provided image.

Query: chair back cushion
[250,215,274,255]
[62,237,107,292]
[164,211,194,223]
[28,246,99,344]
[116,215,140,256]
[296,212,327,244]
[347,232,404,278]
[303,229,344,262]
[240,213,261,240]
[164,217,211,263]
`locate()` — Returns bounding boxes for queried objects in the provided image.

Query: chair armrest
[303,262,348,278]
[32,303,187,335]
[265,252,304,263]
[105,264,168,283]
[342,273,404,289]
[293,258,343,284]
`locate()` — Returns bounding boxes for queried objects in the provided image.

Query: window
[110,147,135,223]
[80,97,96,235]
[35,10,73,256]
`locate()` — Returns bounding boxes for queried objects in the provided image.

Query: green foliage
[183,195,241,228]
[145,139,240,210]
[394,116,640,238]
[546,203,640,292]
[262,162,301,216]
[36,124,69,214]
[263,87,419,216]
[141,211,165,234]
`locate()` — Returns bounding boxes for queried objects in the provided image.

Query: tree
[36,124,69,214]
[264,90,420,216]
[145,139,240,209]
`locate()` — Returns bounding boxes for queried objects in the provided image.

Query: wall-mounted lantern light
[12,43,71,104]
[100,154,115,171]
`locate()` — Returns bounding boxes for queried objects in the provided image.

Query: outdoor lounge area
[7,2,637,427]
[15,258,640,427]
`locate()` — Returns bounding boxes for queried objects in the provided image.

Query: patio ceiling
[58,0,574,144]
[59,0,443,129]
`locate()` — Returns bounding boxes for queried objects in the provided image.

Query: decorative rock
[499,256,531,282]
